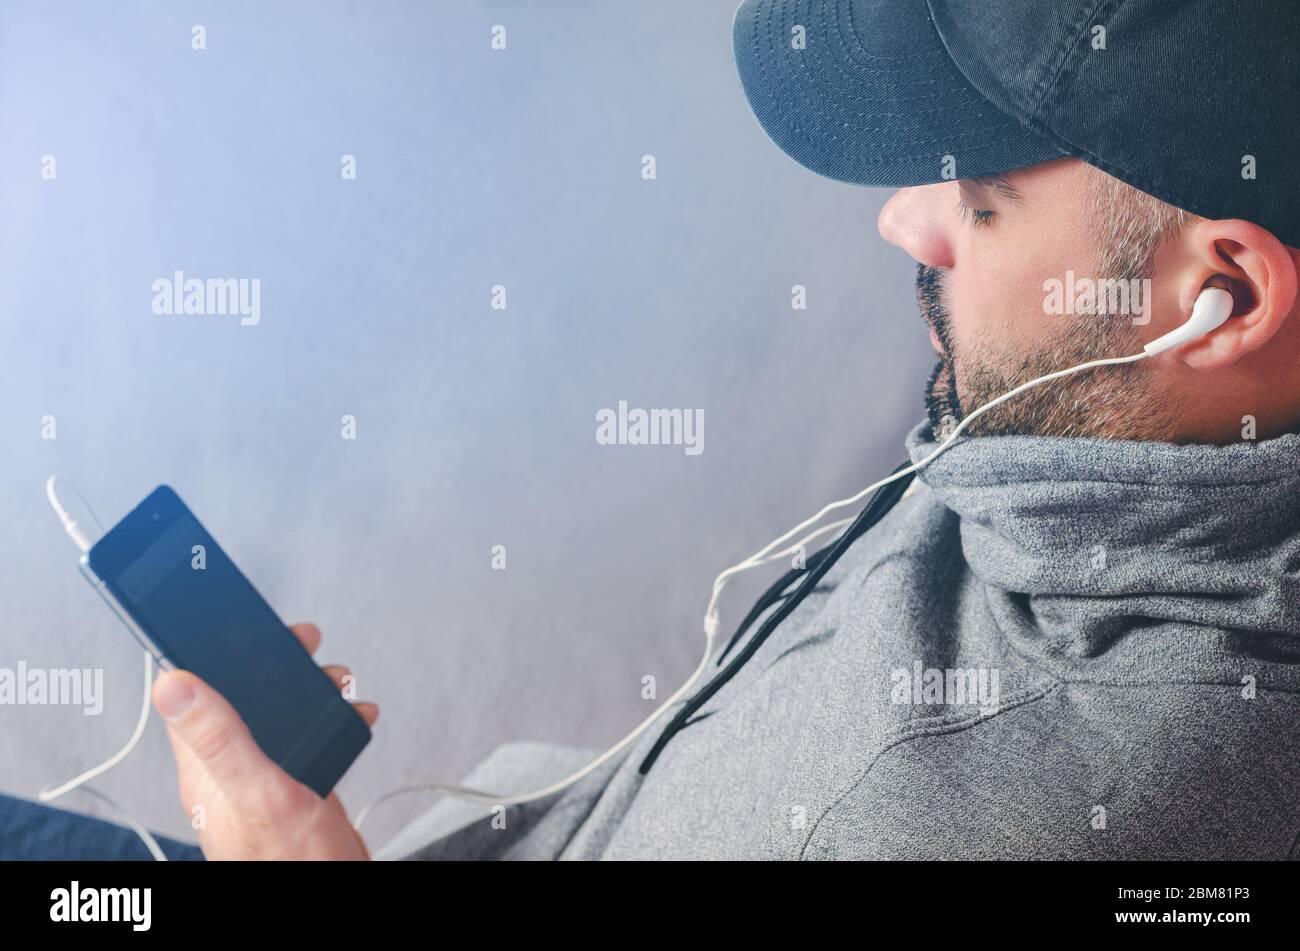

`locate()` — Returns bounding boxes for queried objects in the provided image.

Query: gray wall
[0,0,933,848]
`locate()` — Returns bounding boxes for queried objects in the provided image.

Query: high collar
[904,421,1300,684]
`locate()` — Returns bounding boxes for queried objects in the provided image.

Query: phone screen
[87,485,370,797]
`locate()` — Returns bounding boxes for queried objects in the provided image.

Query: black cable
[638,460,915,775]
[715,545,834,665]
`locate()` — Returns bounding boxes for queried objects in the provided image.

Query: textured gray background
[0,0,932,848]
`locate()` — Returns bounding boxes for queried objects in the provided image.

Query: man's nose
[877,183,956,269]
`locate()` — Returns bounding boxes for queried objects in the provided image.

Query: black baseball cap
[733,0,1300,247]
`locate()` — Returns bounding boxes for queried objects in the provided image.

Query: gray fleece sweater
[377,421,1300,860]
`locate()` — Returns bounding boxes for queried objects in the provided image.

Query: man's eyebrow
[966,174,1024,204]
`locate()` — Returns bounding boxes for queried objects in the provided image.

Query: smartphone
[81,485,370,798]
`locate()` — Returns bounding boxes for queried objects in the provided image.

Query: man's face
[879,157,1174,440]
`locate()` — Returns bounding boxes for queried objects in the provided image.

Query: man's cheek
[944,290,979,349]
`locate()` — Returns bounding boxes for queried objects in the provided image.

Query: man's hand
[151,622,379,860]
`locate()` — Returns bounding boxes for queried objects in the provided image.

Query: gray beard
[916,264,1178,440]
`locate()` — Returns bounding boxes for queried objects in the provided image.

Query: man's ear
[1175,219,1299,369]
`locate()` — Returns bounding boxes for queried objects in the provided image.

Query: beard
[917,265,964,439]
[915,264,1180,440]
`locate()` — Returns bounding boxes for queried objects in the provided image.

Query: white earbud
[1143,285,1235,356]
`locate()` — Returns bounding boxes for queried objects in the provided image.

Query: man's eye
[957,199,995,228]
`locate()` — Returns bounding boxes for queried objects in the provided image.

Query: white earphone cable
[353,348,1153,839]
[42,477,168,861]
[42,349,1153,852]
[42,285,1233,857]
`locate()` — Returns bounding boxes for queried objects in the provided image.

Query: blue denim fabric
[0,793,203,861]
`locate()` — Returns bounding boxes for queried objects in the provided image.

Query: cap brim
[733,0,1064,187]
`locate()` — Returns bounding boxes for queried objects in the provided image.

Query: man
[9,0,1300,859]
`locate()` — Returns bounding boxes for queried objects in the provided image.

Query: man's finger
[322,664,351,690]
[289,622,322,656]
[160,721,201,804]
[152,670,309,818]
[320,665,378,725]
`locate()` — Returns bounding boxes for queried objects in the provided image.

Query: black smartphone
[82,485,370,798]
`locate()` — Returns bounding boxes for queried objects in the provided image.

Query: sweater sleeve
[371,741,614,860]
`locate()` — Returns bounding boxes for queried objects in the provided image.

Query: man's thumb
[152,670,280,796]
